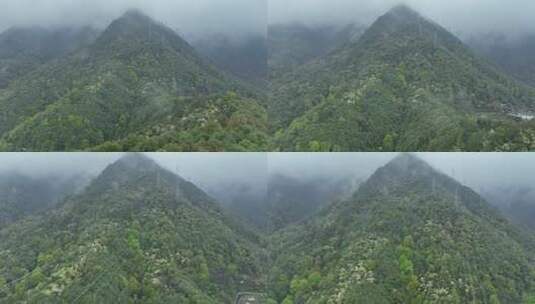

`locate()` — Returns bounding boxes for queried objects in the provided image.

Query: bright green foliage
[269,5,535,152]
[92,92,269,152]
[525,293,535,304]
[281,297,294,304]
[267,154,535,303]
[0,154,266,303]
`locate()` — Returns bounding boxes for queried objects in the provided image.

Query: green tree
[282,296,294,304]
[383,134,395,151]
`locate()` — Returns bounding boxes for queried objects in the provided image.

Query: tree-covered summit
[0,10,268,152]
[270,5,535,152]
[0,154,267,303]
[268,153,535,303]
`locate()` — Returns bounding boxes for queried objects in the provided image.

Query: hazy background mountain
[0,26,99,88]
[0,171,92,229]
[269,0,535,39]
[0,0,266,40]
[468,33,535,87]
[0,153,533,231]
[190,33,268,86]
[268,23,365,78]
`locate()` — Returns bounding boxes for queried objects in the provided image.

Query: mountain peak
[95,9,165,44]
[120,8,153,22]
[387,3,419,17]
[386,153,432,172]
[116,153,159,171]
[107,9,159,32]
[356,153,443,198]
[355,3,464,58]
[375,3,425,29]
[354,153,503,223]
[93,7,195,56]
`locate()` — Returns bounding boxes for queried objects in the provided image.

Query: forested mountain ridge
[0,10,268,152]
[270,5,535,152]
[268,154,535,303]
[0,154,266,303]
[0,154,533,303]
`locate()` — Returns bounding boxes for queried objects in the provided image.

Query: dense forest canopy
[269,5,535,152]
[0,4,534,151]
[0,10,268,152]
[0,153,533,303]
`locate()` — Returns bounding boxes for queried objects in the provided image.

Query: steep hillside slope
[270,5,535,152]
[0,154,266,303]
[0,10,267,152]
[268,154,535,303]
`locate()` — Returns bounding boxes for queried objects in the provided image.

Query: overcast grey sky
[0,153,268,202]
[269,0,535,37]
[0,0,266,37]
[268,153,535,192]
[1,153,534,205]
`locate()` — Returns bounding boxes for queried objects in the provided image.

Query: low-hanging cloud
[0,0,266,38]
[1,153,534,208]
[269,0,535,38]
[0,153,269,207]
[268,153,535,200]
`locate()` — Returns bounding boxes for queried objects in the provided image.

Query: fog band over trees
[269,0,535,39]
